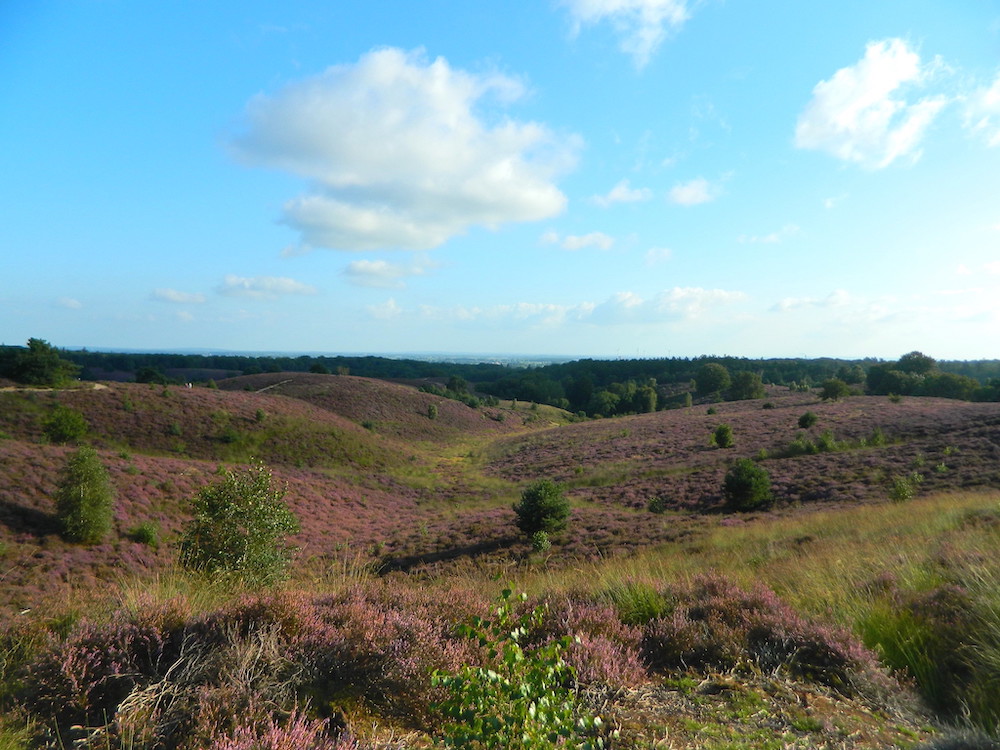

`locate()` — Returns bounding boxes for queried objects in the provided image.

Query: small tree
[798,411,818,429]
[55,446,115,544]
[695,363,731,397]
[819,378,851,401]
[42,405,89,444]
[11,338,79,386]
[513,479,570,538]
[711,423,734,449]
[179,461,299,587]
[723,458,773,511]
[729,371,765,400]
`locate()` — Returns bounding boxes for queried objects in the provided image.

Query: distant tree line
[4,338,999,408]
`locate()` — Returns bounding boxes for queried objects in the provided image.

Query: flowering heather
[640,573,887,697]
[209,711,364,750]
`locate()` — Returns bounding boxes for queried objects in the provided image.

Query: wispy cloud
[592,179,652,207]
[668,177,717,206]
[56,297,82,310]
[216,275,317,299]
[541,230,615,250]
[964,71,1000,147]
[152,288,206,304]
[738,224,800,244]
[562,0,692,69]
[342,257,435,288]
[232,48,578,253]
[771,289,852,312]
[795,38,947,169]
[644,247,672,265]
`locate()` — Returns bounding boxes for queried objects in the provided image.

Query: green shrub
[711,423,734,449]
[513,480,570,537]
[55,446,115,544]
[889,472,923,502]
[427,403,438,420]
[798,411,818,429]
[647,495,668,514]
[128,521,159,547]
[41,405,88,444]
[530,530,551,553]
[722,458,773,511]
[820,378,851,401]
[179,460,299,587]
[432,587,614,750]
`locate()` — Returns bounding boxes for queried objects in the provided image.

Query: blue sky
[2,1,1000,359]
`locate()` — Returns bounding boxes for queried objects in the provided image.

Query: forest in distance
[3,340,1000,416]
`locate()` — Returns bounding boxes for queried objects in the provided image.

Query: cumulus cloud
[738,224,800,244]
[152,288,206,304]
[964,71,1000,147]
[592,179,652,207]
[232,48,577,252]
[562,0,691,68]
[668,177,716,206]
[369,298,403,320]
[216,275,318,299]
[795,39,947,169]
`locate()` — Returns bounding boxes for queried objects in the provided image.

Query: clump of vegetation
[798,411,818,429]
[722,458,773,511]
[427,403,438,420]
[710,423,734,449]
[695,362,731,397]
[42,404,89,444]
[647,495,668,514]
[432,587,614,750]
[889,472,924,502]
[127,521,159,547]
[820,378,852,401]
[55,446,115,544]
[513,479,570,538]
[179,460,299,587]
[1,337,79,386]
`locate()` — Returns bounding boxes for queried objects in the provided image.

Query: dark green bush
[798,411,818,429]
[722,458,773,511]
[711,424,734,449]
[513,479,570,537]
[55,446,115,544]
[42,405,88,444]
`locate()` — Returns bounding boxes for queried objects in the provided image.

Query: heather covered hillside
[2,373,1000,748]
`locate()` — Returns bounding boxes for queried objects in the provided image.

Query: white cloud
[964,72,1000,147]
[562,232,615,250]
[795,39,947,169]
[56,297,82,310]
[342,258,433,288]
[985,261,1000,275]
[644,247,672,265]
[738,224,800,244]
[955,264,972,276]
[217,275,318,299]
[152,288,206,304]
[772,289,852,312]
[824,194,848,210]
[592,179,652,207]
[369,298,403,320]
[668,177,716,206]
[232,48,577,252]
[541,230,615,250]
[562,0,691,69]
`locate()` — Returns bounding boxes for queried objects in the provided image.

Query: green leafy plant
[798,411,818,429]
[710,423,734,449]
[432,587,614,750]
[179,460,299,587]
[722,458,773,512]
[428,404,439,420]
[41,405,88,444]
[513,480,570,538]
[889,472,923,503]
[647,495,668,514]
[55,446,115,544]
[530,530,551,553]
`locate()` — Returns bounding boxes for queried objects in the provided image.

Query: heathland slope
[2,378,1000,748]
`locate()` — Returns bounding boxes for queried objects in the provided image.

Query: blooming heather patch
[641,573,887,697]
